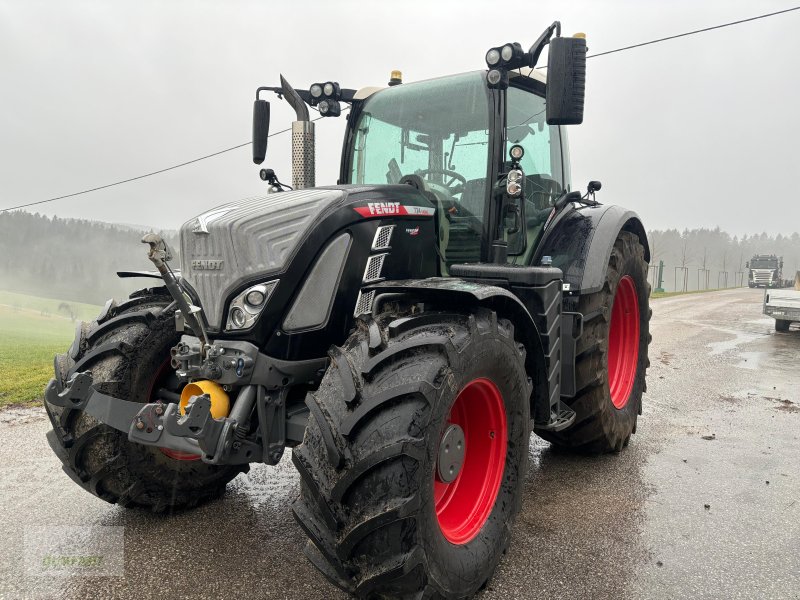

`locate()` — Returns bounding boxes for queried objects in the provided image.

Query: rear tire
[292,308,530,598]
[43,288,246,511]
[775,319,791,332]
[538,230,650,453]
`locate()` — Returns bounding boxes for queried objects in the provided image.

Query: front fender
[536,204,650,295]
[365,277,552,418]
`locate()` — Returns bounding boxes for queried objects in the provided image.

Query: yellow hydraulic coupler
[179,380,230,419]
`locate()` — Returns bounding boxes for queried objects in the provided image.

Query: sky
[1,0,799,236]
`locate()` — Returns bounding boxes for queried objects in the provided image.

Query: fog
[1,0,798,236]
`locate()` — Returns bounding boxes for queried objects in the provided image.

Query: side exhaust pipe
[280,74,315,189]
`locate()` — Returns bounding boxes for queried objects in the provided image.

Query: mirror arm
[526,21,561,67]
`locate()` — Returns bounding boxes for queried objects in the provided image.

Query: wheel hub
[436,424,465,484]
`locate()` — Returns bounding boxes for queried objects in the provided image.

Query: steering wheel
[414,168,467,194]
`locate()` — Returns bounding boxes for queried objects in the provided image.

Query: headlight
[245,289,265,307]
[501,44,514,62]
[323,82,335,97]
[486,48,501,66]
[226,280,278,331]
[310,83,323,98]
[230,307,246,328]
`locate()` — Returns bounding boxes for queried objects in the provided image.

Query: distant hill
[0,211,179,306]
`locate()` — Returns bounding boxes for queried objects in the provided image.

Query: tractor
[44,21,650,599]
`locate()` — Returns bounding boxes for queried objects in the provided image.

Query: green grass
[0,290,102,322]
[0,291,101,406]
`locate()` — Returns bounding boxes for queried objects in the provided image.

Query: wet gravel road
[1,287,798,599]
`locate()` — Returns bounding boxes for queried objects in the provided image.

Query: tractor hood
[178,184,438,334]
[179,188,345,329]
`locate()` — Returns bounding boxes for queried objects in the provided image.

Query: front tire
[43,288,246,511]
[292,308,530,598]
[775,319,791,332]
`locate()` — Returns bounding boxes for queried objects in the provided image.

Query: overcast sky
[1,0,799,236]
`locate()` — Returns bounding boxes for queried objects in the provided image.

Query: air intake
[363,253,387,283]
[354,290,376,317]
[372,225,395,250]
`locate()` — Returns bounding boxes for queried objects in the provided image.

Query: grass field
[0,291,101,406]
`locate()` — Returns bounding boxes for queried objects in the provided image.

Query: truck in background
[763,271,800,331]
[747,254,786,288]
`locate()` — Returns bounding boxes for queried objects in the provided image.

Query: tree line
[2,212,799,303]
[647,227,800,291]
[0,211,179,306]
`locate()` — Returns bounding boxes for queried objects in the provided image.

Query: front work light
[507,169,523,196]
[485,42,525,69]
[487,68,509,89]
[318,99,341,117]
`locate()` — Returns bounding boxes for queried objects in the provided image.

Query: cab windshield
[751,258,777,269]
[348,72,491,264]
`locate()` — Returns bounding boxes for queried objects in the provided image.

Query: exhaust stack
[280,74,315,189]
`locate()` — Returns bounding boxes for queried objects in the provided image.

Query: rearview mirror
[252,99,270,164]
[546,36,587,125]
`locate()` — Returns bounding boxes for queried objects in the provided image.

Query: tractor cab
[252,22,586,273]
[341,69,569,272]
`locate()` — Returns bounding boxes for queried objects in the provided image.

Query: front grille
[372,225,395,250]
[363,253,387,283]
[354,290,375,316]
[753,271,774,284]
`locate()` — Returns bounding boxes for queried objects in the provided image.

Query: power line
[586,5,800,60]
[3,5,799,214]
[4,140,250,212]
[1,117,324,213]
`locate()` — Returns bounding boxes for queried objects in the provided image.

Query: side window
[506,85,565,207]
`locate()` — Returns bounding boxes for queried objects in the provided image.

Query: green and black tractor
[44,22,650,599]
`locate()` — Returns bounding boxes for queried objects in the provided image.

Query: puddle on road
[707,329,763,355]
[735,351,763,370]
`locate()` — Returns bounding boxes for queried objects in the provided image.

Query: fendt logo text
[353,203,436,218]
[366,202,401,215]
[191,259,224,270]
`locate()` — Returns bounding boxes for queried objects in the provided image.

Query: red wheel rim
[608,275,640,409]
[434,378,507,545]
[147,359,201,461]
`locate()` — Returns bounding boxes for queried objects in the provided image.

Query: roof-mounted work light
[308,81,343,116]
[485,42,525,89]
[318,98,341,117]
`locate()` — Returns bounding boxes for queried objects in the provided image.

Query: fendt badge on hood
[192,206,239,234]
[191,259,224,270]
